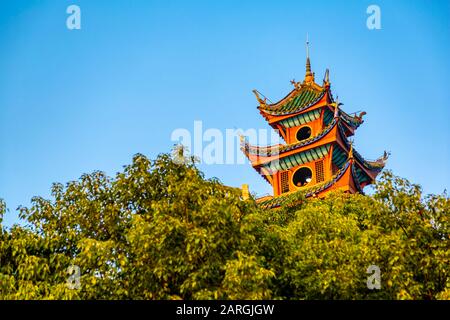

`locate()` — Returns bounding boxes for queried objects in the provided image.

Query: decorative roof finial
[239,134,249,151]
[334,96,340,118]
[252,89,267,107]
[380,151,390,163]
[290,79,301,90]
[324,68,330,85]
[348,140,354,160]
[304,34,314,83]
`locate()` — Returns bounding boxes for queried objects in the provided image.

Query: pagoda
[240,41,388,209]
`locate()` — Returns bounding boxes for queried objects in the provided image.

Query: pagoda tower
[241,42,388,209]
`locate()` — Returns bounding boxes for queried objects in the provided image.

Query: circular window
[296,126,312,141]
[292,167,313,187]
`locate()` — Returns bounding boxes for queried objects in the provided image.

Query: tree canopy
[0,153,448,299]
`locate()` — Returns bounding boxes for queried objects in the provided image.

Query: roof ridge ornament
[354,111,367,122]
[323,68,330,86]
[290,79,301,90]
[348,140,354,160]
[239,134,250,153]
[333,95,343,118]
[252,89,267,107]
[334,97,340,118]
[378,151,390,164]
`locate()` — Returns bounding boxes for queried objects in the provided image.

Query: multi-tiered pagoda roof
[241,44,388,209]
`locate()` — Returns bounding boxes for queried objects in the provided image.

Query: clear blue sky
[1,0,449,226]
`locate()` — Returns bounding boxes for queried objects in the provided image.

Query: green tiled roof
[352,164,365,193]
[332,144,347,169]
[259,88,325,116]
[261,144,331,173]
[278,109,321,128]
[354,166,370,185]
[323,108,334,126]
[258,160,352,209]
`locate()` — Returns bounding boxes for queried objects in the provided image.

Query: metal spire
[306,34,310,59]
[305,34,312,76]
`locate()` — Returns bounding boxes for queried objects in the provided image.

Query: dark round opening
[292,167,313,187]
[296,126,312,141]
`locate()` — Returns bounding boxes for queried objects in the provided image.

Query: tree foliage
[0,153,448,299]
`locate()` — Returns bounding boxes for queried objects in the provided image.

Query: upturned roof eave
[243,120,339,167]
